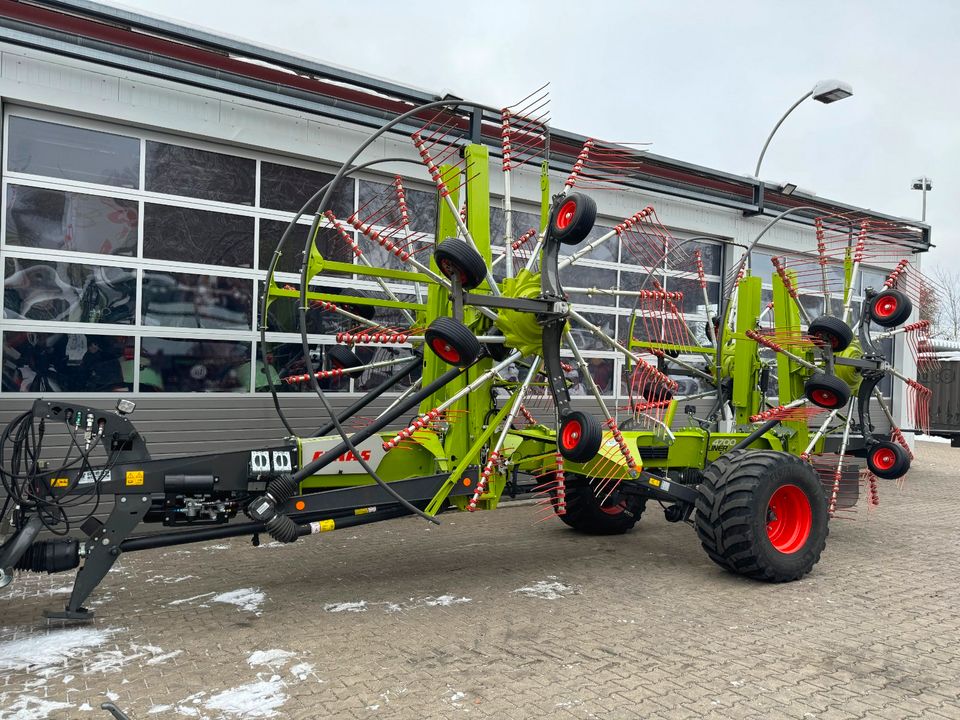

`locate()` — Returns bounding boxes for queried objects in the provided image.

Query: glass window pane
[261,162,352,217]
[142,271,252,330]
[261,282,366,334]
[668,239,722,275]
[258,219,353,275]
[143,203,254,268]
[140,337,250,392]
[5,185,138,256]
[4,258,135,324]
[668,276,720,316]
[2,331,134,392]
[562,356,615,396]
[404,187,437,235]
[560,264,617,307]
[145,141,254,205]
[353,346,419,393]
[7,117,139,188]
[255,342,350,393]
[561,224,617,263]
[567,311,616,351]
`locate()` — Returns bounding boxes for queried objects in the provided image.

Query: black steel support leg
[45,494,151,621]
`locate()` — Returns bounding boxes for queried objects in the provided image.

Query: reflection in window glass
[145,142,254,205]
[2,331,134,392]
[261,282,360,334]
[619,269,665,294]
[562,224,617,263]
[258,219,352,275]
[668,276,720,315]
[140,337,250,392]
[566,311,616,351]
[4,258,135,324]
[261,162,352,217]
[560,264,617,307]
[563,356,615,396]
[750,249,776,285]
[142,271,252,330]
[255,342,349,393]
[668,239,722,275]
[143,204,254,268]
[5,185,138,256]
[353,346,420,392]
[7,117,139,188]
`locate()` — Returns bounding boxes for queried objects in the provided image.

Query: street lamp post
[911,176,932,222]
[753,79,854,178]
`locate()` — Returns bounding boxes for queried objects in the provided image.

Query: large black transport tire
[695,449,829,582]
[558,473,646,535]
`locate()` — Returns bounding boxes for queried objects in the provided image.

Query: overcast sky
[110,0,958,264]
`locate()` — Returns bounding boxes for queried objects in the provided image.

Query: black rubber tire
[434,238,487,290]
[865,441,911,480]
[557,410,603,462]
[804,372,851,409]
[338,288,376,321]
[550,192,597,245]
[326,345,363,370]
[557,473,646,535]
[695,449,829,582]
[424,317,482,367]
[808,315,854,352]
[867,289,912,327]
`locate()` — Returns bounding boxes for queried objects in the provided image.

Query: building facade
[0,1,928,460]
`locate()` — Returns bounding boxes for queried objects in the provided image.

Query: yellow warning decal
[318,519,335,532]
[51,477,69,488]
[648,477,661,487]
[125,470,144,486]
[354,506,377,516]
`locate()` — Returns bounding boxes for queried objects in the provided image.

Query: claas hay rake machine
[0,91,938,619]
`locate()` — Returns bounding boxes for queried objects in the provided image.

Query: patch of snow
[288,663,315,681]
[145,650,182,666]
[148,705,172,715]
[247,650,294,668]
[421,595,470,607]
[0,627,117,674]
[212,588,266,614]
[1,695,73,719]
[513,576,580,600]
[203,544,231,551]
[104,691,120,702]
[916,433,951,444]
[78,703,93,711]
[367,704,380,711]
[204,675,288,718]
[323,601,368,613]
[169,592,215,606]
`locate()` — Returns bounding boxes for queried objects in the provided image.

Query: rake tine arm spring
[468,358,542,510]
[325,211,416,325]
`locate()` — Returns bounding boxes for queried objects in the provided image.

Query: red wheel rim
[871,447,896,471]
[874,295,898,318]
[810,388,838,407]
[766,484,812,554]
[439,258,467,284]
[556,199,577,230]
[599,499,627,516]
[560,419,582,450]
[816,332,840,349]
[431,337,460,363]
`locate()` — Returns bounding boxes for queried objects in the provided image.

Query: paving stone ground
[1,441,959,719]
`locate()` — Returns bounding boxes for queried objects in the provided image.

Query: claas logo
[311,449,372,462]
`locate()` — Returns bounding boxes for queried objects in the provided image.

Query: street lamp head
[911,177,932,191]
[811,79,853,104]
